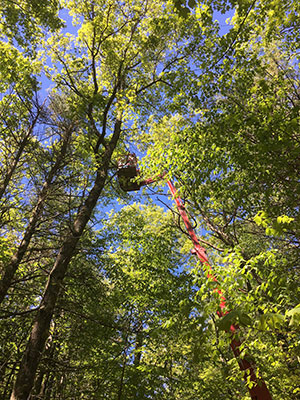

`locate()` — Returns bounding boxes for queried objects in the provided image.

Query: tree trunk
[0,127,73,304]
[30,326,58,400]
[10,116,121,400]
[0,106,43,202]
[133,327,143,400]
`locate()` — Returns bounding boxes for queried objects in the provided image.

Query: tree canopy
[0,0,299,399]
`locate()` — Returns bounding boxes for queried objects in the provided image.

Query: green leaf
[238,312,251,327]
[217,310,239,331]
[286,305,300,326]
[258,313,285,330]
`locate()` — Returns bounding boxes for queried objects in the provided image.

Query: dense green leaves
[0,0,300,399]
[0,0,63,49]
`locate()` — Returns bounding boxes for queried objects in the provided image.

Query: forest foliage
[0,0,299,399]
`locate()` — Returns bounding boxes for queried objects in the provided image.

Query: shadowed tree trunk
[30,322,58,400]
[10,115,122,400]
[0,103,44,202]
[0,125,73,304]
[133,326,143,400]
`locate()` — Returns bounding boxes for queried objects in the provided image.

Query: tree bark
[0,127,73,304]
[30,325,58,400]
[10,116,122,400]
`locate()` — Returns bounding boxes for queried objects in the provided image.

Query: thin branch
[209,0,257,70]
[0,306,39,319]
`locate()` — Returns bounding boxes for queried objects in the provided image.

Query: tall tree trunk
[0,105,43,202]
[133,327,143,400]
[0,126,73,305]
[10,116,122,400]
[30,325,58,400]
